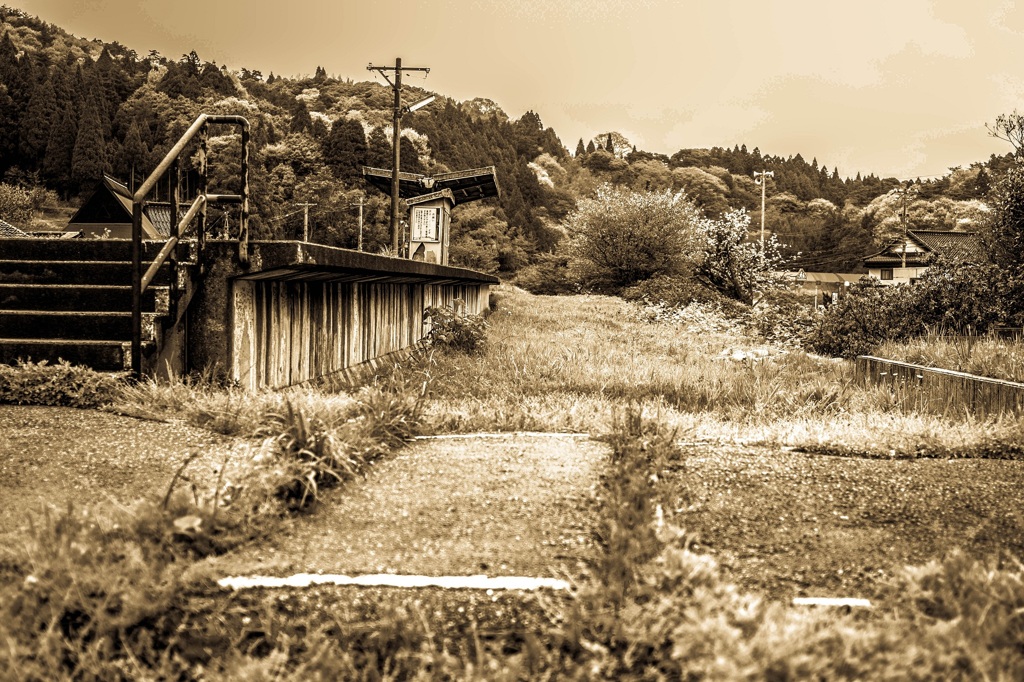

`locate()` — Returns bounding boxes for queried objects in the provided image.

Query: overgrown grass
[875,331,1024,383]
[425,286,1024,458]
[3,287,1024,677]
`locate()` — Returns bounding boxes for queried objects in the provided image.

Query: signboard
[411,207,439,242]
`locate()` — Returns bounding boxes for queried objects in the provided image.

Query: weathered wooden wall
[856,355,1024,417]
[232,279,485,390]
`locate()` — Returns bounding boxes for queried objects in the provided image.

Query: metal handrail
[131,113,250,377]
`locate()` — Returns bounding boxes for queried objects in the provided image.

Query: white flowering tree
[694,208,786,304]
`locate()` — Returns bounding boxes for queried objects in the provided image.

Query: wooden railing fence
[856,355,1024,417]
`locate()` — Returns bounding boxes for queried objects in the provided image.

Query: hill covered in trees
[0,5,1010,275]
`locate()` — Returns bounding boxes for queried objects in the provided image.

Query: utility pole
[898,182,911,269]
[753,170,774,262]
[296,201,316,242]
[357,197,364,251]
[367,58,431,253]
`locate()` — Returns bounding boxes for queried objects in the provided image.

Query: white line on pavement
[218,573,572,591]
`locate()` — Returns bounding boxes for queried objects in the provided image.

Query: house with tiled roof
[863,229,986,285]
[0,218,28,237]
[64,175,180,239]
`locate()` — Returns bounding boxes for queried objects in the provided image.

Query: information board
[411,207,439,242]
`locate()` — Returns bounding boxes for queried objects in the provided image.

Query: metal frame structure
[130,113,250,377]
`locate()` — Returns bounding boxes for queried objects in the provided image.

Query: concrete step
[0,284,167,313]
[0,310,157,341]
[0,238,192,262]
[0,260,174,286]
[0,338,133,371]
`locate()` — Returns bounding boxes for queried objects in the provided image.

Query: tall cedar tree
[322,117,367,181]
[71,93,108,191]
[366,127,391,168]
[19,68,58,167]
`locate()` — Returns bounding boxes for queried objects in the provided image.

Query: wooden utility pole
[367,58,430,253]
[754,170,774,264]
[296,201,316,242]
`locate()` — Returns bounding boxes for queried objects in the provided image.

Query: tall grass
[875,331,1024,384]
[426,286,1023,458]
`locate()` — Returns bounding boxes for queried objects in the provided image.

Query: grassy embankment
[1,285,1023,678]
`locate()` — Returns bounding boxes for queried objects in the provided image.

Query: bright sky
[13,0,1024,179]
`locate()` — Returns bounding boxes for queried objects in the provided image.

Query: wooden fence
[856,355,1024,417]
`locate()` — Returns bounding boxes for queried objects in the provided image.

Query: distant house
[0,218,28,237]
[863,230,986,285]
[65,175,180,239]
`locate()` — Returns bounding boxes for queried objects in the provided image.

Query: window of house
[880,269,894,280]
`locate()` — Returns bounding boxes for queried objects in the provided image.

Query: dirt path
[0,405,232,536]
[207,433,606,580]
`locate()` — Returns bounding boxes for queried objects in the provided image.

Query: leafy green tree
[565,184,704,292]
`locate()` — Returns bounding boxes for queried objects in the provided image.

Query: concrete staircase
[0,238,194,372]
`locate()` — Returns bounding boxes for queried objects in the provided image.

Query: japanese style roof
[66,175,185,238]
[0,218,27,237]
[362,166,500,204]
[863,230,985,268]
[406,189,455,206]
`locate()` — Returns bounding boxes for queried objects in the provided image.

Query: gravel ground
[669,443,1024,601]
[207,433,606,580]
[0,405,234,536]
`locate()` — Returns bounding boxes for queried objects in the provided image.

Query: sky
[12,0,1024,179]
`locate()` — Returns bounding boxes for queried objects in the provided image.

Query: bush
[422,304,487,354]
[806,261,1010,358]
[622,274,749,317]
[512,252,577,295]
[0,360,123,408]
[749,287,817,347]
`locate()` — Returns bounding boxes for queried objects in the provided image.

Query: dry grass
[427,286,1023,459]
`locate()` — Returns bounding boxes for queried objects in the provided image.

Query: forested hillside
[0,5,1010,275]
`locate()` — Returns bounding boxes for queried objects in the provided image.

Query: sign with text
[411,207,440,242]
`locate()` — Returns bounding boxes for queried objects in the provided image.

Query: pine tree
[605,135,614,152]
[117,119,148,183]
[586,139,596,154]
[575,138,586,157]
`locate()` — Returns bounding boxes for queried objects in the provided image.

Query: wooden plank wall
[856,355,1024,417]
[232,279,484,390]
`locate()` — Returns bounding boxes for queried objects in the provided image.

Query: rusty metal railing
[131,113,250,377]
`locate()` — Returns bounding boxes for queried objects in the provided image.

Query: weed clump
[423,303,487,354]
[0,359,122,408]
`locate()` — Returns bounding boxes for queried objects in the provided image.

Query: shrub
[0,359,122,408]
[512,252,577,295]
[422,304,487,354]
[622,274,749,317]
[749,287,817,347]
